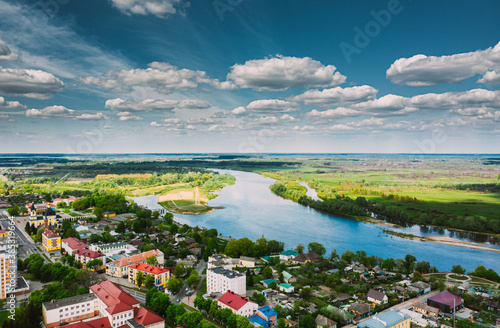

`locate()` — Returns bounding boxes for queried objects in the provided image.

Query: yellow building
[28,203,58,228]
[0,230,9,237]
[42,229,61,251]
[127,263,170,290]
[0,244,17,299]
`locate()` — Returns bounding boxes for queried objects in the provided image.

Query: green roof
[279,283,294,289]
[280,250,299,256]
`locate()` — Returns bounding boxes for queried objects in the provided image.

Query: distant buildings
[207,266,246,296]
[89,241,138,257]
[217,291,258,317]
[279,250,299,261]
[62,237,88,255]
[42,229,61,251]
[292,252,320,264]
[249,306,277,328]
[53,197,81,206]
[73,248,106,270]
[367,289,388,305]
[106,249,164,278]
[42,280,164,328]
[28,203,57,228]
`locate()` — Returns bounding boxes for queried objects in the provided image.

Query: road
[174,259,206,305]
[0,210,38,259]
[123,287,147,304]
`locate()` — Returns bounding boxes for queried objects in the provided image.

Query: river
[132,169,500,272]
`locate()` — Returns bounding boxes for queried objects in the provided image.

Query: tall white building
[42,293,99,328]
[207,266,246,296]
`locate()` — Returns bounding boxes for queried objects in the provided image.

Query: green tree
[262,266,273,279]
[307,242,326,256]
[404,254,417,274]
[145,274,155,289]
[167,277,183,294]
[278,318,287,328]
[330,249,339,262]
[382,258,395,271]
[295,243,304,254]
[7,204,19,216]
[145,255,159,266]
[186,271,200,288]
[451,265,466,274]
[268,281,278,290]
[136,271,144,287]
[415,261,431,274]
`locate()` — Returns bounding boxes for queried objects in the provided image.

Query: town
[0,194,499,328]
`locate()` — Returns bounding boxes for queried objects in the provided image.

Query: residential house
[62,237,88,255]
[106,249,164,278]
[278,283,294,293]
[89,241,137,257]
[73,249,106,271]
[324,306,355,324]
[348,302,373,319]
[207,267,246,296]
[485,300,500,314]
[357,310,409,328]
[411,281,431,295]
[217,291,258,317]
[315,314,337,328]
[261,279,278,288]
[128,263,170,290]
[367,289,388,305]
[249,306,277,328]
[413,302,439,317]
[236,256,256,268]
[208,254,233,270]
[279,250,299,261]
[427,291,463,314]
[292,252,320,264]
[282,271,296,284]
[42,229,61,251]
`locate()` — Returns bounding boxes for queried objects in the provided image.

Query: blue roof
[258,306,277,319]
[280,250,299,256]
[261,279,277,286]
[358,310,409,328]
[249,314,271,328]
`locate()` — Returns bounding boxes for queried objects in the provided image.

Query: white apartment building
[0,243,16,300]
[217,291,258,317]
[207,266,246,296]
[89,241,137,257]
[42,293,99,328]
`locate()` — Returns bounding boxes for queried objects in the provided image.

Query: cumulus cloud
[82,61,236,94]
[291,85,377,106]
[253,114,298,124]
[227,55,346,91]
[409,89,500,110]
[0,39,18,62]
[25,105,108,120]
[109,0,188,18]
[105,98,209,111]
[116,111,143,121]
[387,41,500,86]
[0,68,65,99]
[306,107,362,119]
[0,96,26,109]
[235,99,299,114]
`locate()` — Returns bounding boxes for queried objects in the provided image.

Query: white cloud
[253,114,298,124]
[0,40,18,62]
[116,112,143,121]
[227,55,346,91]
[291,85,377,106]
[387,41,500,86]
[0,68,65,99]
[477,70,500,84]
[109,0,188,18]
[329,124,355,131]
[409,89,500,109]
[83,61,236,93]
[306,107,362,118]
[74,113,109,120]
[237,99,299,113]
[494,111,500,122]
[0,96,26,109]
[25,105,108,120]
[26,105,74,118]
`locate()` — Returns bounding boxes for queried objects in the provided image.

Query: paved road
[123,287,147,304]
[174,260,206,305]
[0,210,38,259]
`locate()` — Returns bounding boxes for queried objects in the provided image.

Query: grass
[63,209,82,217]
[0,311,10,326]
[158,201,213,215]
[448,274,468,281]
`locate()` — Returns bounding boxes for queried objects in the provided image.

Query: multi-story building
[217,291,258,317]
[43,281,164,328]
[207,267,246,296]
[208,254,233,270]
[128,263,170,290]
[27,203,58,228]
[42,293,99,328]
[73,248,106,271]
[42,229,61,251]
[0,243,16,299]
[89,241,137,257]
[62,237,88,255]
[106,249,164,278]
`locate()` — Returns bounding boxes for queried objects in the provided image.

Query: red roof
[130,262,170,275]
[90,281,139,311]
[133,307,164,326]
[218,291,256,311]
[428,290,463,308]
[108,249,162,268]
[63,237,88,250]
[106,302,134,315]
[64,317,112,328]
[73,248,105,259]
[0,229,9,234]
[43,229,60,239]
[187,242,199,249]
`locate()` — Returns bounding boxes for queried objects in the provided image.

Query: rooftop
[108,249,162,268]
[280,250,299,256]
[258,306,277,319]
[64,317,112,328]
[63,237,88,250]
[358,310,408,328]
[130,262,169,275]
[43,229,60,239]
[413,302,439,313]
[43,293,97,311]
[218,291,256,311]
[428,290,463,308]
[90,280,139,314]
[367,289,387,301]
[73,248,105,259]
[210,267,244,278]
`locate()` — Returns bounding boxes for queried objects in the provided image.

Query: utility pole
[453,297,456,328]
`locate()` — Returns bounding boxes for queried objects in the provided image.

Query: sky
[0,0,499,154]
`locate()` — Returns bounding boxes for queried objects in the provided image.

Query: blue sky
[0,0,499,153]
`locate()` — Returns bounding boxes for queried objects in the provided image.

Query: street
[0,210,38,259]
